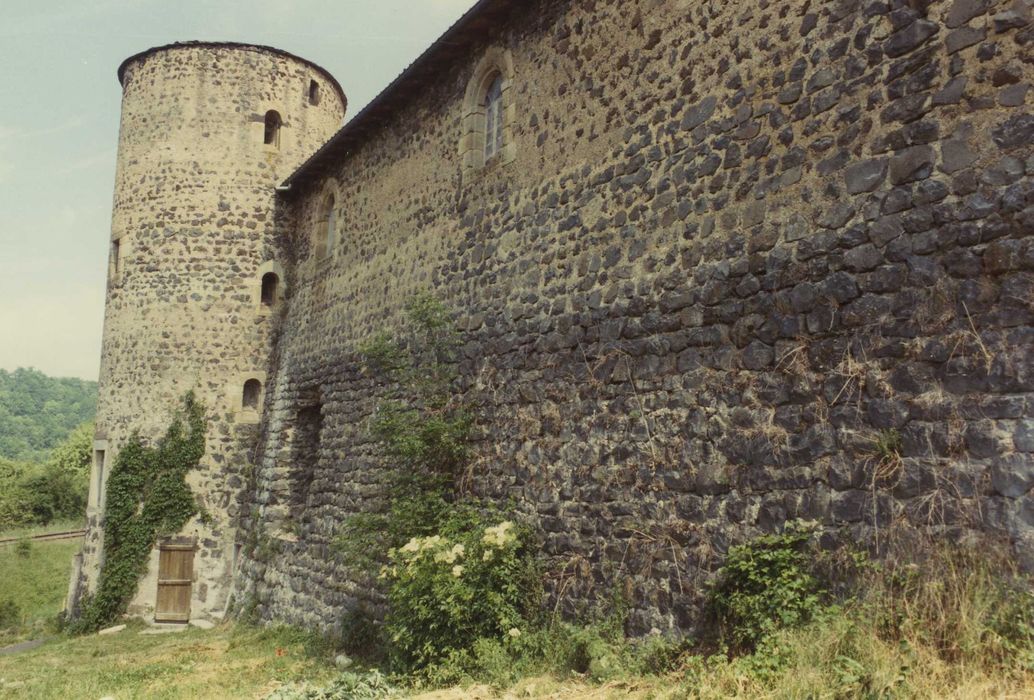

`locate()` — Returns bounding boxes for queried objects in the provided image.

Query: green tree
[48,422,94,475]
[0,368,97,462]
[0,422,93,530]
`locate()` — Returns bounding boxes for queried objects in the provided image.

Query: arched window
[462,48,516,177]
[318,195,336,259]
[243,379,262,411]
[260,273,279,306]
[484,75,504,161]
[308,80,320,106]
[263,110,282,148]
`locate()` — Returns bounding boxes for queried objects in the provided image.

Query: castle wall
[241,0,1033,633]
[79,44,346,622]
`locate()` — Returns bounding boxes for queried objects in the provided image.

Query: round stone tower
[74,42,346,622]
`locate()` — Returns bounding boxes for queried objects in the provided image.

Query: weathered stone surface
[946,0,988,28]
[994,3,1032,32]
[818,202,857,229]
[991,454,1034,497]
[889,145,936,184]
[946,25,986,53]
[1000,83,1030,106]
[933,76,968,105]
[82,0,1034,635]
[845,159,888,194]
[682,95,718,131]
[884,20,939,57]
[941,138,979,173]
[1015,420,1034,452]
[992,113,1034,150]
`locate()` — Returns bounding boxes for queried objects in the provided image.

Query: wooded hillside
[0,368,97,462]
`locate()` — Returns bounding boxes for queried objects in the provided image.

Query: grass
[0,624,340,699]
[0,602,1030,699]
[0,526,82,646]
[1,524,1030,699]
[0,622,675,700]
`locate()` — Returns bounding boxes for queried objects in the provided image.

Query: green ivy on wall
[70,393,206,633]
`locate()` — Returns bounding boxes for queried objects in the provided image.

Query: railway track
[0,529,86,546]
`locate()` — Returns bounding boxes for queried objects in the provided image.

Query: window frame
[231,372,267,425]
[483,75,505,162]
[263,110,282,149]
[317,194,336,261]
[461,48,517,178]
[311,181,341,264]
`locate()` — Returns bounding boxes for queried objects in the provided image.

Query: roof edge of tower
[117,41,346,106]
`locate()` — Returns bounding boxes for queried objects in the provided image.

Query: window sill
[236,410,261,426]
[462,143,517,181]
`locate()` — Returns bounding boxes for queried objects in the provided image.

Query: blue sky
[0,0,477,380]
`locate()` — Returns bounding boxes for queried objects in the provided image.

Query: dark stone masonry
[82,0,1033,634]
[231,0,1034,634]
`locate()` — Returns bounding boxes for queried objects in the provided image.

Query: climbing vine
[70,393,206,633]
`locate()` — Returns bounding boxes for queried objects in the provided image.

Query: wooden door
[155,543,194,623]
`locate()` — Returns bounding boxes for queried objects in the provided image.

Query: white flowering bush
[382,519,535,671]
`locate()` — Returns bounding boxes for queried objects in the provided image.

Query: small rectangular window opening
[111,240,121,276]
[261,273,279,306]
[308,80,320,106]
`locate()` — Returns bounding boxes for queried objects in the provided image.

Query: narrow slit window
[319,195,336,259]
[308,80,320,106]
[92,450,106,509]
[260,273,279,306]
[243,379,262,411]
[263,110,282,147]
[484,75,504,161]
[111,239,121,276]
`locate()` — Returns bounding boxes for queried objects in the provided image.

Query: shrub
[708,520,824,651]
[0,459,88,530]
[383,518,538,673]
[48,421,94,475]
[337,604,386,664]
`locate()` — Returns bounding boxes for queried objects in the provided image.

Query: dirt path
[0,639,46,656]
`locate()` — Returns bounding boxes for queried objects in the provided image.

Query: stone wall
[239,0,1033,634]
[78,43,346,622]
